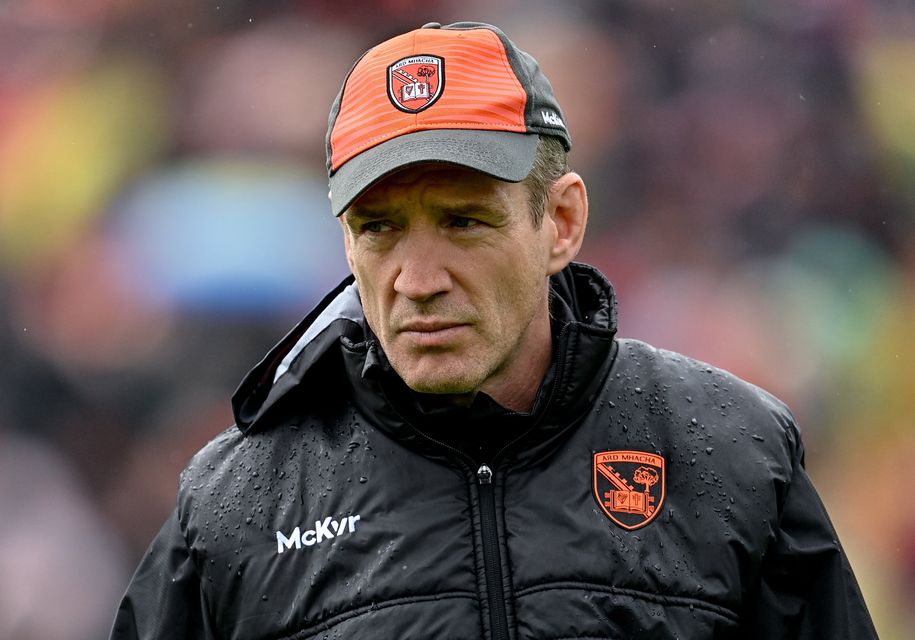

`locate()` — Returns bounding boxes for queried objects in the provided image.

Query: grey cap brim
[329,129,538,216]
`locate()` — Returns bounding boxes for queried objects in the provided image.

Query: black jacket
[111,263,877,640]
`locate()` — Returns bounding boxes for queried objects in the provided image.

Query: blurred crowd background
[1,0,913,638]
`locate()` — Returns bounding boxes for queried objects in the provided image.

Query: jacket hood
[232,262,618,435]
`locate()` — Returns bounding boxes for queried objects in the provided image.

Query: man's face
[340,164,557,401]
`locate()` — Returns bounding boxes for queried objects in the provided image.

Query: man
[111,22,877,639]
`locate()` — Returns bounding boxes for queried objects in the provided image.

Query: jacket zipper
[466,335,569,640]
[389,335,571,639]
[393,420,512,639]
[477,463,510,640]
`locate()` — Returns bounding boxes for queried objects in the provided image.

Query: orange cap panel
[329,28,528,171]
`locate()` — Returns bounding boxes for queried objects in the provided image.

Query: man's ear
[544,172,588,275]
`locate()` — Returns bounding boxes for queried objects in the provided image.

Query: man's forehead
[348,163,524,211]
[373,162,498,187]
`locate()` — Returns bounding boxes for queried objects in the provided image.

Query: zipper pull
[477,464,493,485]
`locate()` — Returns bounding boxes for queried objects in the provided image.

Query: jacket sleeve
[740,432,878,639]
[109,508,214,640]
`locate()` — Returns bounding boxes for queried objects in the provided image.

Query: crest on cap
[387,55,444,113]
[593,450,666,530]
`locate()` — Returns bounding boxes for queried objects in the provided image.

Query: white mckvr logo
[276,514,361,554]
[541,110,565,128]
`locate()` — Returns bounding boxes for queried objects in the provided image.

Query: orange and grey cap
[326,21,571,216]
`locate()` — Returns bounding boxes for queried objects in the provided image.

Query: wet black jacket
[111,263,876,640]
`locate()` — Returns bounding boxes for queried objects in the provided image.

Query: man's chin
[401,375,479,397]
[395,363,483,397]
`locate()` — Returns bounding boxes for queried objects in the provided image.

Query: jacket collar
[232,263,618,456]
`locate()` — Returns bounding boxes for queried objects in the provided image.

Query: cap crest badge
[387,55,444,113]
[593,450,666,530]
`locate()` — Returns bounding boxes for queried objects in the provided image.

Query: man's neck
[477,307,555,413]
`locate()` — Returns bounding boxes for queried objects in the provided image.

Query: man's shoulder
[177,424,245,493]
[612,338,800,447]
[173,419,297,528]
[597,338,805,501]
[176,384,355,494]
[617,338,790,406]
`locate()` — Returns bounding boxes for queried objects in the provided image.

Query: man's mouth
[397,321,470,346]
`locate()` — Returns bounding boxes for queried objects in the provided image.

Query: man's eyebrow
[347,202,500,220]
[344,206,394,221]
[430,201,512,221]
[433,203,493,217]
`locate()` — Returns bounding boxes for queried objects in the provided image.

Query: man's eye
[450,216,480,229]
[362,221,392,233]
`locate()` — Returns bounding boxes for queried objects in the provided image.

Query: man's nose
[392,229,453,302]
